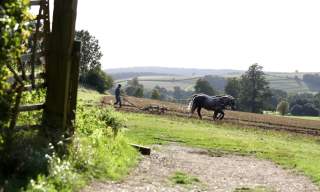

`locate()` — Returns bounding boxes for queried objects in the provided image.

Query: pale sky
[55,0,320,72]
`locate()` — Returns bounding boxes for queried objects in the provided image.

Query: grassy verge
[23,106,138,192]
[0,103,138,191]
[123,113,320,186]
[77,87,107,104]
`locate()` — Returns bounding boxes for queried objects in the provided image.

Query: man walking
[114,84,122,108]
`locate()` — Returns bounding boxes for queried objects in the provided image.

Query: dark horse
[188,94,235,120]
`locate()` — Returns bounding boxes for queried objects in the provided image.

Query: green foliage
[288,93,320,116]
[25,105,138,192]
[194,78,217,95]
[0,0,32,136]
[264,89,288,111]
[1,87,137,191]
[290,103,319,116]
[169,171,200,185]
[276,100,289,115]
[83,68,113,93]
[225,77,241,98]
[75,30,103,78]
[239,64,271,113]
[315,92,320,109]
[125,77,144,97]
[151,88,161,100]
[203,75,227,91]
[173,86,182,99]
[75,30,113,93]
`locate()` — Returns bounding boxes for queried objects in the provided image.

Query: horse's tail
[187,94,198,111]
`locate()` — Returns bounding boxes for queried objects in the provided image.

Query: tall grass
[24,105,138,192]
[0,97,138,191]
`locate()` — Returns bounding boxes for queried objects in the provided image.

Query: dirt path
[82,144,319,192]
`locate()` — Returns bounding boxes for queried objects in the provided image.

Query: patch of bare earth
[82,144,319,192]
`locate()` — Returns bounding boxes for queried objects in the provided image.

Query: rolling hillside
[106,67,320,93]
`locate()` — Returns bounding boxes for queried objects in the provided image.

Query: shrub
[290,104,303,116]
[151,89,160,100]
[83,69,113,93]
[25,104,138,191]
[276,100,289,115]
[290,103,319,116]
[302,103,319,116]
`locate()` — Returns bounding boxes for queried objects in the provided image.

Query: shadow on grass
[0,130,50,191]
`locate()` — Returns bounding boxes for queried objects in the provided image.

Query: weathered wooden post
[44,0,78,142]
[66,40,81,136]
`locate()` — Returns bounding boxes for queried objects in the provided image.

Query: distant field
[264,111,320,121]
[265,74,310,93]
[116,75,199,91]
[114,73,312,93]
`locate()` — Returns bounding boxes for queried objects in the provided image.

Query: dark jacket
[115,87,121,97]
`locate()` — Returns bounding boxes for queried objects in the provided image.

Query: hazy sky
[57,1,320,72]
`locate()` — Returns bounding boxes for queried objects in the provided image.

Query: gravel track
[82,144,319,192]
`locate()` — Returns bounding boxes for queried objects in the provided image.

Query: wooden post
[44,0,78,142]
[66,40,81,137]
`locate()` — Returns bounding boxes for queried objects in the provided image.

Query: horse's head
[220,95,236,110]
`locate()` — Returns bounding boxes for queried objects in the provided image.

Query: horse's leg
[197,107,202,119]
[189,104,197,118]
[218,111,225,120]
[213,111,218,121]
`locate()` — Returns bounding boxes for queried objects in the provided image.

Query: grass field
[123,113,320,186]
[116,75,199,91]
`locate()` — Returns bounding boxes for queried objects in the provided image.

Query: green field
[264,111,320,121]
[116,75,199,91]
[124,113,320,186]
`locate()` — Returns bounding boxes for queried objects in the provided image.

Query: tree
[290,104,303,116]
[194,79,217,95]
[173,86,183,100]
[75,30,103,81]
[264,89,288,111]
[151,89,160,100]
[85,69,113,93]
[133,87,144,98]
[302,103,319,116]
[203,75,227,91]
[125,77,144,97]
[225,78,240,98]
[290,103,319,116]
[239,64,271,113]
[314,92,320,109]
[277,101,289,115]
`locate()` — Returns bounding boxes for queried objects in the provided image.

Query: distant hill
[105,67,243,77]
[105,67,319,93]
[109,72,172,80]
